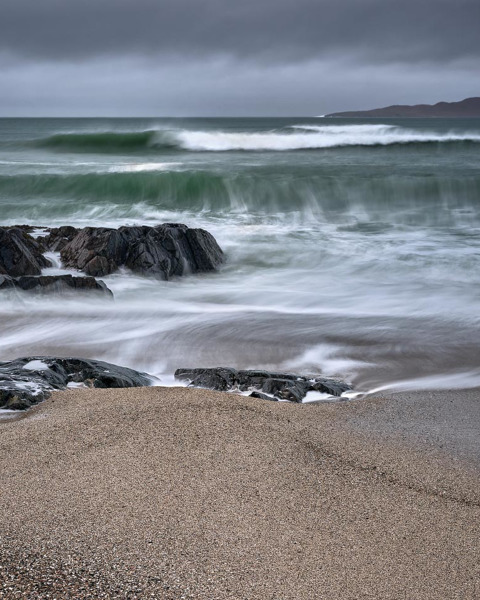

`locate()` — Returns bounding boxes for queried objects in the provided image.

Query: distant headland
[326,97,480,118]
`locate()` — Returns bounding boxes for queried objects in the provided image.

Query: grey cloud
[1,54,478,116]
[0,0,479,64]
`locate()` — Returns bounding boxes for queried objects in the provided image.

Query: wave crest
[175,125,480,151]
[32,123,480,153]
[35,130,177,153]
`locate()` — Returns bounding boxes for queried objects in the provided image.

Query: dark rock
[0,274,113,297]
[174,367,352,403]
[123,225,189,279]
[310,378,352,397]
[0,274,15,290]
[41,226,79,252]
[175,367,237,391]
[0,357,154,410]
[249,391,278,402]
[236,370,298,391]
[60,224,224,280]
[61,227,127,277]
[14,275,112,297]
[185,228,224,271]
[5,225,38,233]
[0,227,51,277]
[261,378,309,403]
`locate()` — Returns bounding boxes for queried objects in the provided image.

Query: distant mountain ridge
[326,97,480,118]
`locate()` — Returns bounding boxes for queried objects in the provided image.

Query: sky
[0,0,479,116]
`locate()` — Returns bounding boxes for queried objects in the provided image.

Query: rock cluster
[0,274,112,297]
[59,224,224,279]
[175,367,351,403]
[0,356,154,410]
[41,225,79,252]
[0,227,50,277]
[0,223,224,298]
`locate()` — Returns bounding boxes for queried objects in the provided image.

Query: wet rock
[236,370,297,391]
[175,367,351,403]
[0,274,15,290]
[61,227,126,277]
[310,378,352,397]
[175,367,238,391]
[0,227,51,277]
[261,378,309,403]
[9,275,112,297]
[0,357,154,410]
[249,391,278,402]
[60,224,224,280]
[184,228,225,272]
[41,226,79,252]
[0,274,113,297]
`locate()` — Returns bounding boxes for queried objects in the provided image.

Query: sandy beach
[1,387,479,599]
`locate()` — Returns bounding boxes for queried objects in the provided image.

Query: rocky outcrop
[0,223,224,299]
[0,357,154,410]
[60,224,224,279]
[0,227,51,277]
[41,226,79,252]
[175,367,351,403]
[326,96,480,118]
[0,274,112,297]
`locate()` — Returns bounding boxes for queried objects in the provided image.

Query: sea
[0,117,479,394]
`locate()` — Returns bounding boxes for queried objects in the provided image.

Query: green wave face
[34,130,174,153]
[0,169,479,228]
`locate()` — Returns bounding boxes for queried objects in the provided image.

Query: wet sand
[1,386,479,599]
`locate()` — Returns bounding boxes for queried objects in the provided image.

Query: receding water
[1,117,479,392]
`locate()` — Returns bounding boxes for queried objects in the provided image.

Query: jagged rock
[261,378,310,403]
[310,378,351,397]
[61,227,126,277]
[1,223,223,284]
[175,367,238,392]
[184,228,225,272]
[60,224,224,279]
[0,274,15,289]
[175,367,351,403]
[249,391,278,402]
[41,226,79,252]
[17,275,112,297]
[0,357,154,410]
[0,274,112,297]
[0,227,51,277]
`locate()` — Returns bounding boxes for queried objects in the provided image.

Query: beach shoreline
[1,386,479,599]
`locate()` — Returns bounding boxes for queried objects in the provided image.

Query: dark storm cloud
[1,0,479,64]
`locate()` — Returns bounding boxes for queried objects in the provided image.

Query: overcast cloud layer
[0,0,478,116]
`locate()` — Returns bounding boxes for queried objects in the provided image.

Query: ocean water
[0,116,479,393]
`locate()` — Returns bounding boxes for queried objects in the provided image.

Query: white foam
[66,382,88,389]
[108,162,182,173]
[23,360,50,371]
[364,369,480,395]
[10,381,45,395]
[172,124,480,152]
[30,227,49,239]
[303,391,337,403]
[0,409,21,420]
[284,343,366,379]
[42,251,62,270]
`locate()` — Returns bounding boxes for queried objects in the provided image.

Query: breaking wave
[32,124,480,153]
[34,130,176,153]
[0,169,479,228]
